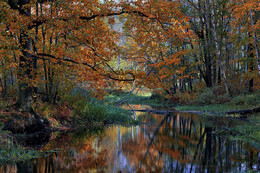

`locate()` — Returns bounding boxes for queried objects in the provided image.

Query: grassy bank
[175,104,256,112]
[104,88,260,113]
[104,90,165,107]
[52,89,139,126]
[174,91,260,113]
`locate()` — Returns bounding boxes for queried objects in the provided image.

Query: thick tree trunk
[198,0,213,88]
[33,2,39,94]
[16,35,33,111]
[11,1,34,111]
[41,4,49,101]
[199,32,213,88]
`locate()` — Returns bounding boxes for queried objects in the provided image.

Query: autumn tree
[0,0,192,111]
[1,0,258,109]
[1,0,131,111]
[231,0,260,91]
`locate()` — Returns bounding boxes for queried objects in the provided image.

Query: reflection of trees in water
[16,156,55,173]
[121,113,259,172]
[1,113,259,172]
[1,128,108,173]
[113,126,134,172]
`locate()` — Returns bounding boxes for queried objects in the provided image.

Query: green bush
[244,93,260,106]
[216,94,230,104]
[64,88,135,125]
[230,91,260,106]
[0,98,8,110]
[176,92,197,105]
[197,88,215,105]
[230,95,245,105]
[82,103,107,122]
[212,85,224,96]
[77,102,133,125]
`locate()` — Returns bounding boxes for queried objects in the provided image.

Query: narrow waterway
[1,106,259,173]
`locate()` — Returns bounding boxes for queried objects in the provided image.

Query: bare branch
[34,53,135,81]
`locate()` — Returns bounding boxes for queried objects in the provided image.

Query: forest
[0,0,259,171]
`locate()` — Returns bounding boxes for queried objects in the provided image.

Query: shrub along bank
[0,88,137,132]
[0,88,138,163]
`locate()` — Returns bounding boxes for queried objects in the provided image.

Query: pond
[1,106,259,172]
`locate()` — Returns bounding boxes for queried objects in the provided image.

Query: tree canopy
[0,0,259,111]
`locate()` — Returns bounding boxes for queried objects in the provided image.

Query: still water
[1,107,259,172]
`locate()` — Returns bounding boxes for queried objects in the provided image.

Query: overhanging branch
[34,53,135,81]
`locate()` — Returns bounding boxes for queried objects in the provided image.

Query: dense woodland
[0,1,260,171]
[0,0,259,112]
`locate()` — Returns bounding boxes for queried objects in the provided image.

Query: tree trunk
[16,35,33,111]
[204,0,214,86]
[247,2,260,78]
[189,77,193,91]
[198,0,213,88]
[248,43,254,92]
[1,62,7,99]
[13,2,34,111]
[209,0,231,96]
[0,76,4,99]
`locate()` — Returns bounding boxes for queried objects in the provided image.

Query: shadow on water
[0,110,259,173]
[17,130,51,149]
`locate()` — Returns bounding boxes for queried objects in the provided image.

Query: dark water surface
[1,107,259,172]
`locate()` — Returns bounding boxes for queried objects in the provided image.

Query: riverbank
[105,89,260,113]
[1,88,259,163]
[104,90,260,148]
[0,92,139,163]
[2,116,259,172]
[0,91,138,130]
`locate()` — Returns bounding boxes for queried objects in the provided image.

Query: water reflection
[0,112,259,173]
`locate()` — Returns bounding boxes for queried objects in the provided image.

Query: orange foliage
[1,0,259,103]
[0,0,193,100]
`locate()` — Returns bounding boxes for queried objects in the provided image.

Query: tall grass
[64,89,138,125]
